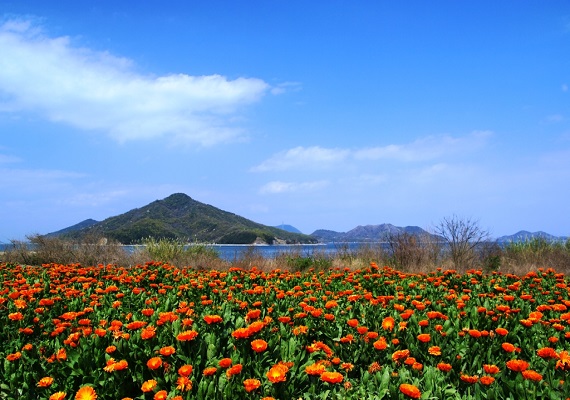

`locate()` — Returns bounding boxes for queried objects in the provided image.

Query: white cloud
[259,180,329,194]
[0,19,270,146]
[251,146,350,172]
[270,81,302,95]
[253,131,492,172]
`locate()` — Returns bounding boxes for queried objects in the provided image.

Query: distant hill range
[310,224,437,242]
[273,224,302,234]
[46,193,317,245]
[46,194,567,245]
[495,230,568,243]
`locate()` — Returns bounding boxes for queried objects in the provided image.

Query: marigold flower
[267,364,288,383]
[305,363,327,376]
[501,342,516,353]
[105,346,116,354]
[556,351,570,370]
[203,367,217,376]
[178,364,193,377]
[75,385,97,400]
[37,377,54,387]
[479,376,495,385]
[368,362,382,374]
[114,360,128,371]
[392,349,410,363]
[219,358,232,368]
[153,390,168,400]
[460,374,478,384]
[506,359,529,372]
[176,376,192,391]
[495,327,508,336]
[537,347,558,359]
[140,326,156,340]
[483,364,500,374]
[147,357,163,370]
[437,362,452,372]
[347,319,359,328]
[49,392,66,400]
[159,346,175,356]
[320,371,343,384]
[243,378,261,392]
[382,317,395,331]
[203,315,223,324]
[251,339,268,353]
[417,333,431,343]
[468,329,481,338]
[226,364,243,378]
[141,379,157,392]
[6,352,21,362]
[177,330,198,341]
[231,327,251,339]
[399,383,421,399]
[428,346,441,356]
[522,370,542,382]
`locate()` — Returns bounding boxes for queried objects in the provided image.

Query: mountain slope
[311,224,435,242]
[50,193,317,245]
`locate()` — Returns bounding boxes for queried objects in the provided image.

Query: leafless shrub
[434,215,491,271]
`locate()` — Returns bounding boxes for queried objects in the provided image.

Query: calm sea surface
[0,242,388,262]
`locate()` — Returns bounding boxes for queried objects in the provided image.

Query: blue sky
[1,1,569,242]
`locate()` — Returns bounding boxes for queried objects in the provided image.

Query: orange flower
[177,330,198,341]
[178,364,193,377]
[251,339,268,353]
[50,392,66,400]
[480,376,495,386]
[392,349,410,363]
[226,364,243,378]
[105,346,116,354]
[305,363,327,376]
[6,352,21,362]
[467,329,481,338]
[267,364,288,383]
[495,327,508,336]
[460,374,478,384]
[483,364,500,374]
[153,391,168,400]
[75,386,97,400]
[399,383,421,399]
[243,378,261,392]
[347,319,359,328]
[522,370,542,381]
[382,317,395,331]
[537,347,558,359]
[506,359,529,372]
[219,358,232,368]
[141,379,157,392]
[428,346,441,356]
[147,357,163,370]
[417,333,431,343]
[320,371,343,384]
[203,367,217,376]
[37,377,54,387]
[140,326,156,340]
[176,376,192,391]
[159,346,175,356]
[203,315,223,324]
[231,327,251,339]
[501,343,516,353]
[437,362,452,372]
[556,351,570,370]
[114,360,128,371]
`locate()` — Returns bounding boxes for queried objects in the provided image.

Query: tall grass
[1,234,569,274]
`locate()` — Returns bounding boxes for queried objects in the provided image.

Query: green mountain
[50,193,317,245]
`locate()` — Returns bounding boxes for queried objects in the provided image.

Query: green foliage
[141,237,219,266]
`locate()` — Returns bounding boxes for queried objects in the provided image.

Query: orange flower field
[2,261,570,399]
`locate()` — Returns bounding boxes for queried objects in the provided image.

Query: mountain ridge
[47,193,317,245]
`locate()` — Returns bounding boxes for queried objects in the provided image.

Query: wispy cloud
[259,180,329,194]
[251,146,350,172]
[0,19,270,146]
[253,131,492,172]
